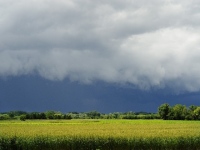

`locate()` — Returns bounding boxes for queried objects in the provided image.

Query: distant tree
[87,111,101,119]
[25,114,30,119]
[194,107,200,120]
[45,111,56,119]
[40,113,47,119]
[185,105,198,120]
[171,104,188,120]
[65,114,72,120]
[0,114,10,120]
[189,105,198,111]
[31,112,40,119]
[122,112,137,119]
[158,103,171,120]
[54,113,62,119]
[112,112,120,119]
[20,115,26,121]
[8,112,14,118]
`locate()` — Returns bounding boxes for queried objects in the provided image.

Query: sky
[1,0,200,113]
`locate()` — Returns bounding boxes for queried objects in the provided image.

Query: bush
[0,114,10,120]
[20,115,26,121]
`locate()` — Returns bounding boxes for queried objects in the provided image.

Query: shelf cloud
[1,0,200,91]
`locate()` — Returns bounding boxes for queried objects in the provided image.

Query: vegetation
[1,104,200,149]
[158,103,200,120]
[1,103,200,121]
[0,110,159,121]
[1,119,200,150]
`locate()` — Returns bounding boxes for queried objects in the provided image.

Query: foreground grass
[1,119,200,149]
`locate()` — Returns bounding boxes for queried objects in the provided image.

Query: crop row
[1,135,200,150]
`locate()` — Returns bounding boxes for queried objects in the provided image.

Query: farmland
[1,119,200,149]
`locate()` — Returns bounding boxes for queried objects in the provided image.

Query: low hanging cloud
[1,0,200,92]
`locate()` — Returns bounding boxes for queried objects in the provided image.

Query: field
[1,119,200,149]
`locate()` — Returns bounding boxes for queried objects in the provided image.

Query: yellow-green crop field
[1,119,200,150]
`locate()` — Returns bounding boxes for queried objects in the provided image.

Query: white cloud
[1,0,200,92]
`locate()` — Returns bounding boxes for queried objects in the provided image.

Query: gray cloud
[1,0,200,92]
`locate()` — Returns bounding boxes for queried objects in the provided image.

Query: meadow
[1,119,200,149]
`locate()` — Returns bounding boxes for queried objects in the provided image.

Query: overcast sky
[1,0,200,112]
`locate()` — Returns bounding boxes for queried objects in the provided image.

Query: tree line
[0,110,159,121]
[158,103,200,120]
[0,103,200,121]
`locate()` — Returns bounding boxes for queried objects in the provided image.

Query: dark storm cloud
[1,0,200,91]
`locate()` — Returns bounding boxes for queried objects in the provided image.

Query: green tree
[189,105,198,111]
[0,114,10,120]
[45,111,56,119]
[158,103,171,120]
[185,105,198,120]
[171,104,187,120]
[194,107,200,120]
[54,113,62,119]
[40,113,47,119]
[87,111,101,119]
[20,115,26,121]
[64,114,72,119]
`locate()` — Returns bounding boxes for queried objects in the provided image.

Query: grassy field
[1,119,200,149]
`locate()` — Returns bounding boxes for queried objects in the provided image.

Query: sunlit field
[1,119,200,149]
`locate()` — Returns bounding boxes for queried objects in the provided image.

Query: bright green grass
[1,119,200,149]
